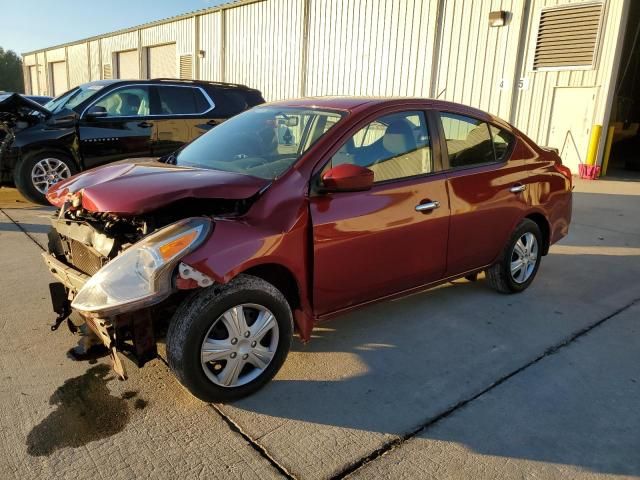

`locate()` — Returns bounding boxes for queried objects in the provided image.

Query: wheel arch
[240,263,302,313]
[524,211,551,255]
[18,144,81,171]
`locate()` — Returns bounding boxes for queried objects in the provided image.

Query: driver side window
[92,86,151,117]
[331,111,433,183]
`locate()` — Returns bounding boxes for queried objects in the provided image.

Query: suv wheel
[14,151,77,205]
[486,218,543,294]
[167,274,293,403]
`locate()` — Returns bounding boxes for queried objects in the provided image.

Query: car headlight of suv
[72,217,212,315]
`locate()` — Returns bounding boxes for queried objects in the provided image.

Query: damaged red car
[43,97,572,402]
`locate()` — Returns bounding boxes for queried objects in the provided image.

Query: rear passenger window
[332,111,433,183]
[490,125,515,162]
[439,113,495,168]
[156,86,211,115]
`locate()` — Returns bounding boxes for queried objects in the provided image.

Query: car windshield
[173,106,345,180]
[44,84,105,113]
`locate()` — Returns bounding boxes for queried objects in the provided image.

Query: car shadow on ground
[221,247,640,476]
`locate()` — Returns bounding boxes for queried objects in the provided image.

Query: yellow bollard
[585,124,602,167]
[601,126,615,177]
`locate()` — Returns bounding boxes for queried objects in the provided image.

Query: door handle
[510,184,526,193]
[137,121,153,128]
[415,200,440,212]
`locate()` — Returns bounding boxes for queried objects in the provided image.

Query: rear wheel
[486,219,542,294]
[14,151,77,205]
[167,275,293,403]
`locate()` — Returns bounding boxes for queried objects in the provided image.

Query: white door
[117,50,139,79]
[51,61,69,96]
[147,44,176,78]
[29,66,38,95]
[547,87,598,173]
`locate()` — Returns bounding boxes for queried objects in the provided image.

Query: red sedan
[44,97,572,402]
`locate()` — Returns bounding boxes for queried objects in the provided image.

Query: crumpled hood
[0,93,51,118]
[46,158,270,215]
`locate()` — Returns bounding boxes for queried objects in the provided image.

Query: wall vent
[533,3,603,70]
[103,64,112,80]
[179,55,193,80]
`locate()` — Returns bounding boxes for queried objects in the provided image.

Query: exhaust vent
[103,64,112,80]
[179,55,193,80]
[534,3,603,70]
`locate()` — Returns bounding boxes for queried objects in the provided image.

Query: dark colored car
[42,97,572,402]
[0,79,264,204]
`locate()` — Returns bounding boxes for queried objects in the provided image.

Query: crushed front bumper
[42,252,157,379]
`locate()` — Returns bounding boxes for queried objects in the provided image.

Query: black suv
[0,79,264,204]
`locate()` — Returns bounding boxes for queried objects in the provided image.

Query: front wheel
[14,151,77,205]
[167,275,293,403]
[486,219,543,294]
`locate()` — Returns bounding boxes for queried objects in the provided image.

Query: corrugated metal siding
[36,52,47,95]
[225,0,304,100]
[199,11,223,80]
[45,47,65,62]
[21,0,627,167]
[89,40,101,81]
[513,0,624,147]
[68,43,89,88]
[434,0,525,120]
[141,17,195,53]
[306,0,438,97]
[101,31,138,67]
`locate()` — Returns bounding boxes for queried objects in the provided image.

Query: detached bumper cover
[41,251,158,377]
[42,252,89,292]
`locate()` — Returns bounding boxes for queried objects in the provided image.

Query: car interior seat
[369,119,429,181]
[451,125,494,167]
[119,93,142,116]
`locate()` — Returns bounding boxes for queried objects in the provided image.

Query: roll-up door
[51,61,68,96]
[29,66,38,94]
[117,50,139,79]
[147,44,176,78]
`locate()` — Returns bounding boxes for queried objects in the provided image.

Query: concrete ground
[0,176,638,480]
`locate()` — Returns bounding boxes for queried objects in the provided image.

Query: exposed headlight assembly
[72,217,212,315]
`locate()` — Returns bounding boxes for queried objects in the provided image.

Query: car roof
[263,96,509,127]
[81,78,257,91]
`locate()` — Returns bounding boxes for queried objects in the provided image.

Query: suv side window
[439,112,495,168]
[92,86,151,117]
[331,111,433,183]
[156,86,211,115]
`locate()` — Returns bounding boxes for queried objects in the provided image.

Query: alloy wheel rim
[31,158,71,194]
[200,303,279,388]
[510,232,538,284]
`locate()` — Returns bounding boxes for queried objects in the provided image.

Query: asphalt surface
[0,177,638,480]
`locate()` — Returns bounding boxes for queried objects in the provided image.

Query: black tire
[167,274,293,403]
[486,219,543,294]
[14,151,77,205]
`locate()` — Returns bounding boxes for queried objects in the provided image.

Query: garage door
[29,66,38,95]
[147,44,176,78]
[50,61,68,96]
[117,50,139,79]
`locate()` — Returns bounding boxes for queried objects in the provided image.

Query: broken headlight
[72,217,212,315]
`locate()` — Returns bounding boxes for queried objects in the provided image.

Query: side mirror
[85,105,108,119]
[321,163,374,193]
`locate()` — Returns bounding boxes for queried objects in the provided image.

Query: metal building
[22,0,638,174]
